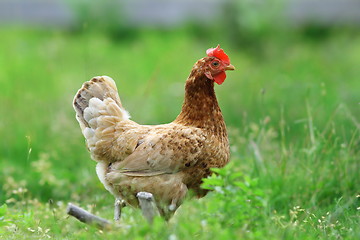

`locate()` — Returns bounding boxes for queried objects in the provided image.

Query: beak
[225,64,235,71]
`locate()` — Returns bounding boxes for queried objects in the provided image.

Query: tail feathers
[73,76,128,129]
[73,76,130,160]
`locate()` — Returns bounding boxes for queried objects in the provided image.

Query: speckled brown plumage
[73,52,234,219]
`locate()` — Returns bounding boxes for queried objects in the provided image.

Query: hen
[73,45,235,220]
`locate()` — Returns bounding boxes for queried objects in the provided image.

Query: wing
[109,124,206,176]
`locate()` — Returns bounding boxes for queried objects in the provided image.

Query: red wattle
[213,71,226,85]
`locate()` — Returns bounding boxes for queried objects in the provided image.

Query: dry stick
[67,203,112,230]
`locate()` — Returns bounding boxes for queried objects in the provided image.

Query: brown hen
[73,45,235,220]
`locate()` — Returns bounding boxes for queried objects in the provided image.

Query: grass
[0,27,359,239]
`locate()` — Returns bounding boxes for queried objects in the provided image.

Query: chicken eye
[212,61,220,67]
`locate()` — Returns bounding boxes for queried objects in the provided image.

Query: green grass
[0,27,359,239]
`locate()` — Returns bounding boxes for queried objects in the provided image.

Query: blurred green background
[0,0,359,239]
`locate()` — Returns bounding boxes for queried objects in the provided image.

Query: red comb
[206,45,230,65]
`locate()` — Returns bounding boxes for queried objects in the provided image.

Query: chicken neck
[174,71,226,136]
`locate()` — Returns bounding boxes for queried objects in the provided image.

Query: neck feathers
[174,67,226,137]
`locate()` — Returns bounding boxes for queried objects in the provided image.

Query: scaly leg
[136,192,159,224]
[114,198,125,221]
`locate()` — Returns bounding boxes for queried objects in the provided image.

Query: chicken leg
[114,198,126,221]
[136,192,159,224]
